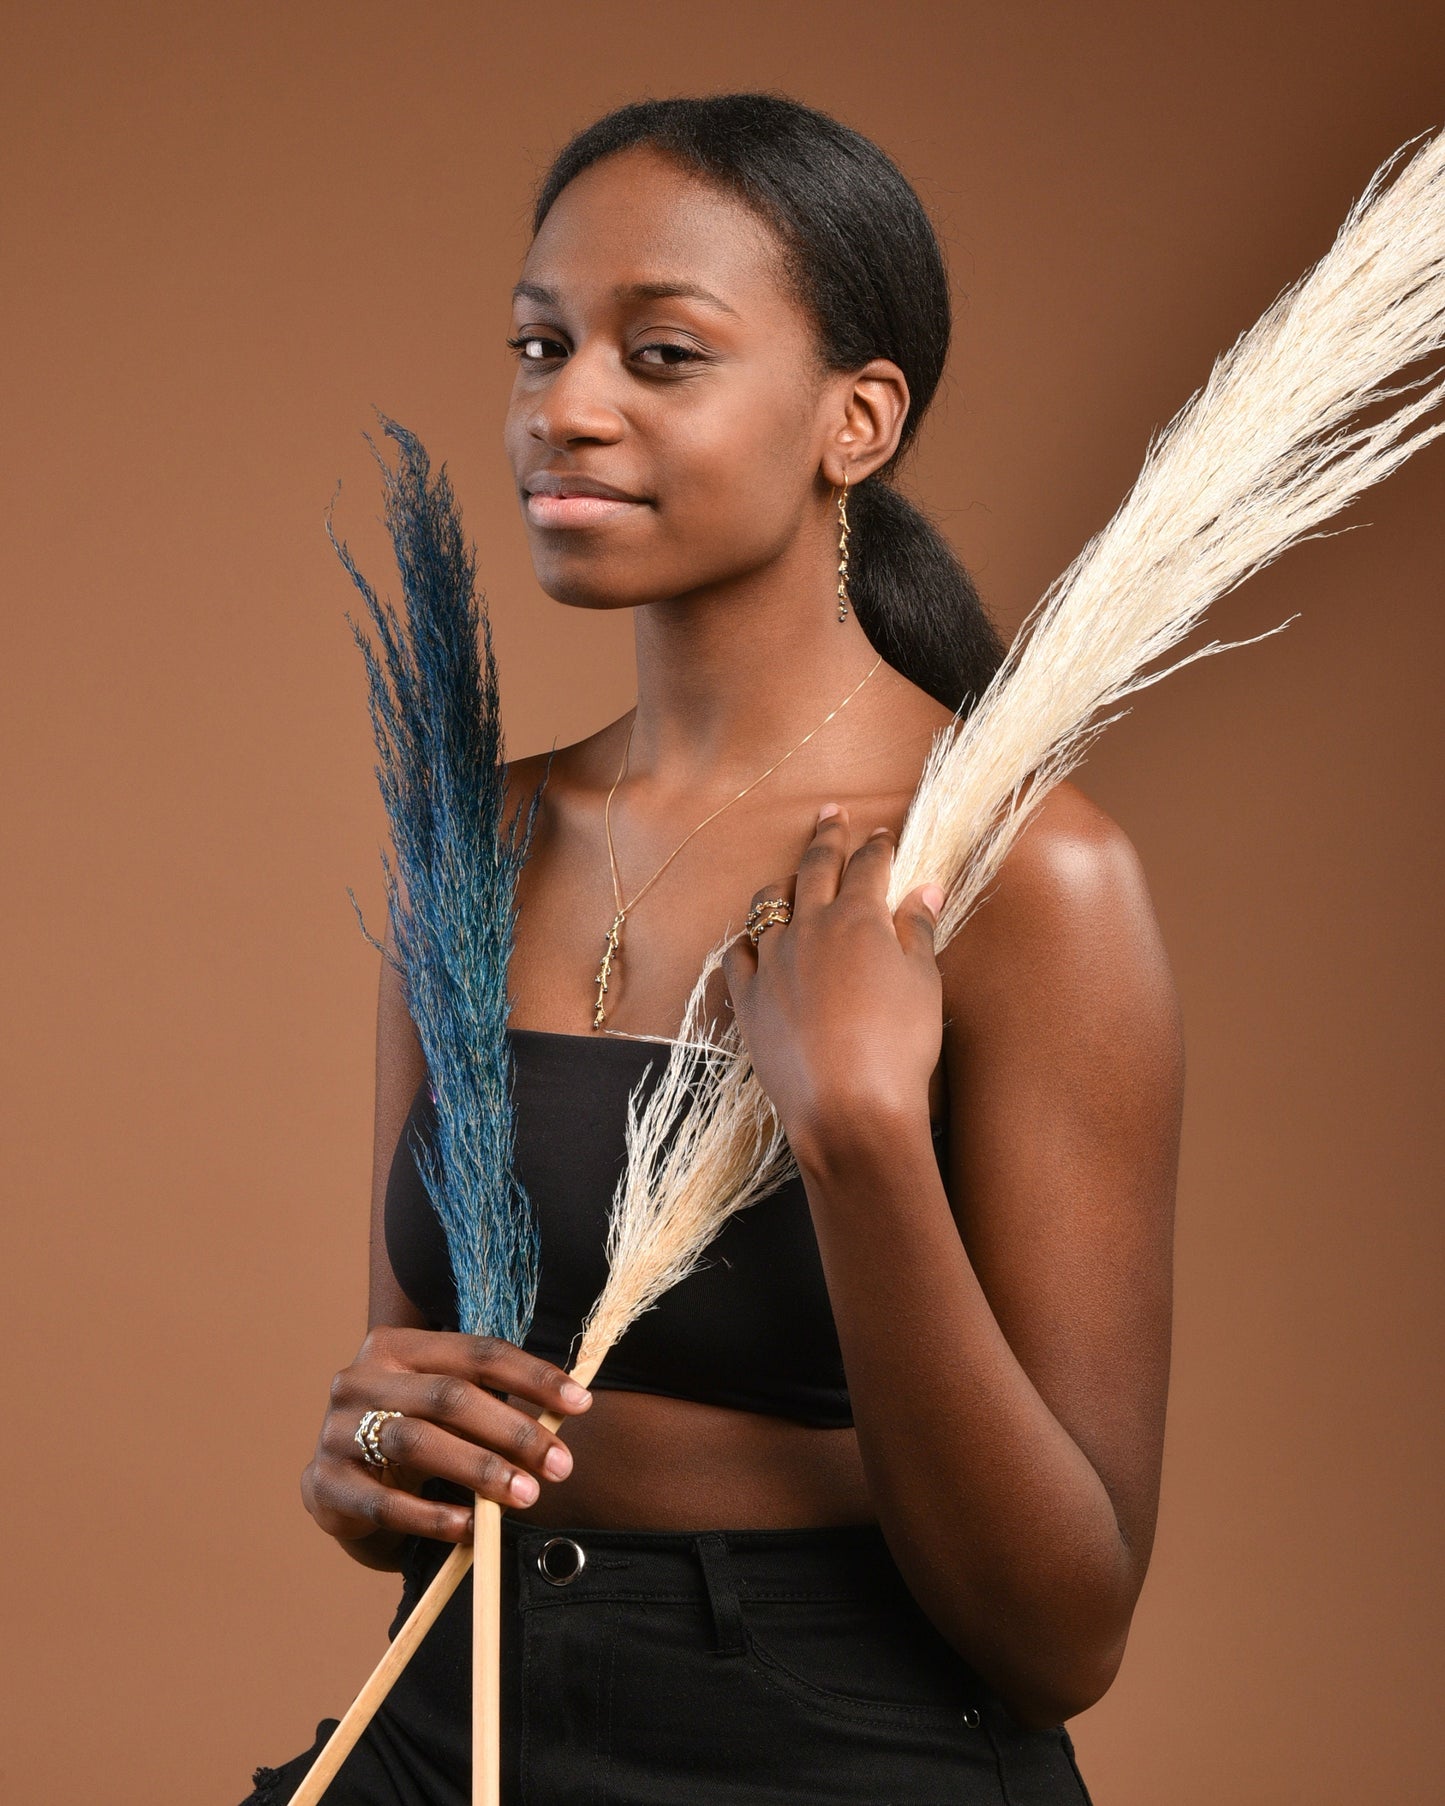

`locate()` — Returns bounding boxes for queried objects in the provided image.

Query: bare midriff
[509,1387,877,1530]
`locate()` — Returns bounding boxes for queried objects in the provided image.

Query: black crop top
[384,1026,948,1429]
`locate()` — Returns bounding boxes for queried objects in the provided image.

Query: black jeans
[242,1512,1094,1804]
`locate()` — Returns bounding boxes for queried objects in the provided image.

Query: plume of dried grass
[329,414,545,1348]
[293,416,544,1806]
[569,1007,790,1386]
[572,124,1445,1379]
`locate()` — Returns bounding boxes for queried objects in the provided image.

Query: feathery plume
[580,122,1445,1364]
[894,127,1445,946]
[329,414,545,1344]
[290,415,546,1806]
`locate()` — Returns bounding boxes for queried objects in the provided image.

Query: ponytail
[848,477,1007,714]
[533,93,1007,719]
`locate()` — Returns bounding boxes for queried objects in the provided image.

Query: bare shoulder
[502,747,560,810]
[502,718,629,821]
[963,777,1151,927]
[937,778,1181,1047]
[499,747,570,855]
[503,748,559,783]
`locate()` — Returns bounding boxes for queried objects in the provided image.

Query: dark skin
[301,146,1184,1729]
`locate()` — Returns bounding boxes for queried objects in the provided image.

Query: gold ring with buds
[745,897,793,946]
[355,1408,403,1471]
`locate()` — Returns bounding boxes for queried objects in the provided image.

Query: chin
[532,552,687,613]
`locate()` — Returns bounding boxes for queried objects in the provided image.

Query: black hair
[531,91,1007,716]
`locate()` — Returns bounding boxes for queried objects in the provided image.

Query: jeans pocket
[741,1590,988,1723]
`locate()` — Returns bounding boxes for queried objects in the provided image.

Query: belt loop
[694,1533,747,1657]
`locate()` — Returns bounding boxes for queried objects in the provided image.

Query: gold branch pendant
[593,910,625,1029]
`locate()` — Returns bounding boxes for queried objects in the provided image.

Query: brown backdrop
[4,3,1442,1800]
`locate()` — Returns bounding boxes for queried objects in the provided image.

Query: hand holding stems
[289,1329,593,1806]
[719,802,948,1167]
[302,1326,593,1547]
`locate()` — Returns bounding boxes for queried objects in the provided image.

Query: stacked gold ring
[355,1407,404,1471]
[745,897,793,946]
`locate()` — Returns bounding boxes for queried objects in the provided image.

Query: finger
[743,872,796,915]
[354,1328,594,1417]
[894,881,946,959]
[739,872,797,963]
[362,1411,550,1510]
[335,1371,578,1487]
[720,931,756,1007]
[321,1462,477,1545]
[836,823,901,909]
[792,802,850,915]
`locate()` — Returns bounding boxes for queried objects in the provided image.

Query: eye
[506,334,565,362]
[634,341,706,367]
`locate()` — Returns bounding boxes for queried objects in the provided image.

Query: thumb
[895,882,945,956]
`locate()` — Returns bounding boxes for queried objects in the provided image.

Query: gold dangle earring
[835,470,851,623]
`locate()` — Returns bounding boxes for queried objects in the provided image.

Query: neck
[625,542,884,791]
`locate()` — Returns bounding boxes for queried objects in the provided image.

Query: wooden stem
[474,1495,502,1806]
[284,1537,476,1805]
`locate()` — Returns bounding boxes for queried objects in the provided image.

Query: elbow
[969,1567,1139,1730]
[994,1527,1146,1727]
[916,1512,1147,1730]
[994,1629,1130,1731]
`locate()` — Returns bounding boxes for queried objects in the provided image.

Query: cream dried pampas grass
[576,124,1445,1369]
[570,961,792,1387]
[894,126,1445,948]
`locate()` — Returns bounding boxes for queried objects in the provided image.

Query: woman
[245,93,1180,1804]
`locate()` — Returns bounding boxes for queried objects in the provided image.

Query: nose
[525,344,625,450]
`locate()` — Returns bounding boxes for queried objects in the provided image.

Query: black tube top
[384,1026,948,1429]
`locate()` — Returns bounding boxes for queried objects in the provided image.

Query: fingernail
[921,884,945,918]
[511,1472,540,1503]
[561,1380,592,1406]
[544,1445,572,1479]
[818,803,841,822]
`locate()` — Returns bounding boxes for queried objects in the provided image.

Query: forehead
[518,145,799,324]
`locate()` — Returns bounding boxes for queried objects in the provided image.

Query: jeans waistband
[500,1515,915,1656]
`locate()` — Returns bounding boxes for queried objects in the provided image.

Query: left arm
[723,788,1183,1728]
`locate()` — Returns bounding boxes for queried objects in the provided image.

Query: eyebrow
[511,279,739,317]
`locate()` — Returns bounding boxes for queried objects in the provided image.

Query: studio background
[3,4,1442,1801]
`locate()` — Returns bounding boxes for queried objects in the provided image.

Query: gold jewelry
[835,471,851,623]
[745,897,793,945]
[594,653,883,1027]
[355,1408,403,1471]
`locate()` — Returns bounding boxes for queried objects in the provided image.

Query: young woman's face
[503,146,838,612]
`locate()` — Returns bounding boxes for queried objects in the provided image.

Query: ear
[821,357,911,487]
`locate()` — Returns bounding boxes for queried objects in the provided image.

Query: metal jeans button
[537,1535,587,1586]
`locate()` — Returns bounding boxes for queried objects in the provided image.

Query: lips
[523,470,648,529]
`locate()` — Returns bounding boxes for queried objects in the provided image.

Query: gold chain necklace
[592,653,883,1028]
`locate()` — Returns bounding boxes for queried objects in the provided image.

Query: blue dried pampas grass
[327,413,548,1344]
